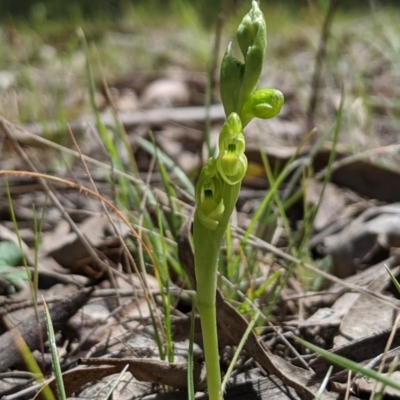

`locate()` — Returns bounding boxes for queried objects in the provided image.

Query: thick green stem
[193,183,241,400]
[194,214,222,400]
[197,301,221,400]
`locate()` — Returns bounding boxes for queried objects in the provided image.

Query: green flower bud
[195,158,225,230]
[219,112,243,143]
[240,88,284,126]
[236,1,267,105]
[237,1,267,61]
[240,45,264,106]
[220,43,244,116]
[217,113,248,185]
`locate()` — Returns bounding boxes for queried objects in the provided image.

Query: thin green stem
[193,183,240,400]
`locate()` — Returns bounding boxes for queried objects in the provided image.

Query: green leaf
[0,241,23,269]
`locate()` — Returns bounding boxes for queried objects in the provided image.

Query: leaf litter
[2,5,400,400]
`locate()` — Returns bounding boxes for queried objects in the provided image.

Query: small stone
[140,78,190,109]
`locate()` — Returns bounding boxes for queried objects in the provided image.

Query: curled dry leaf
[34,357,205,399]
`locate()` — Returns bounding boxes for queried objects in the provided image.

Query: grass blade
[11,324,56,400]
[43,298,66,400]
[137,136,195,196]
[297,338,400,392]
[385,265,400,294]
[314,365,333,400]
[221,310,260,392]
[102,364,129,400]
[187,299,196,400]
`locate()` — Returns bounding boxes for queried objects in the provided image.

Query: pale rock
[140,78,190,109]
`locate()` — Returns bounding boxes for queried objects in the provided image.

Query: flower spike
[193,3,283,399]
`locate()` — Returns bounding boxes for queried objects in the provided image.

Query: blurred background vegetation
[1,0,399,138]
[1,0,399,26]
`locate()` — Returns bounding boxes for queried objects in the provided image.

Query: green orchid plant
[193,2,284,399]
